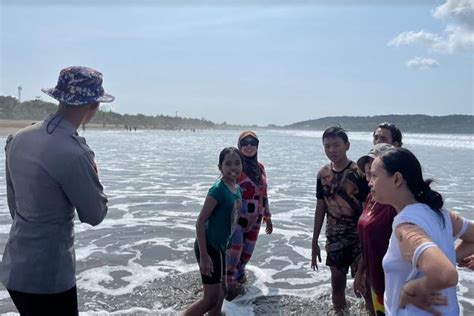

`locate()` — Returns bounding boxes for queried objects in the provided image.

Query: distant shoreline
[0,119,35,136]
[2,97,472,134]
[0,119,125,136]
[1,119,473,136]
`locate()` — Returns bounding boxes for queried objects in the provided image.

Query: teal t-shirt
[205,179,242,252]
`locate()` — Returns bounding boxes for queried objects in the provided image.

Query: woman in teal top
[183,147,242,316]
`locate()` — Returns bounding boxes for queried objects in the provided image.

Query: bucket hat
[41,66,114,106]
[357,143,394,171]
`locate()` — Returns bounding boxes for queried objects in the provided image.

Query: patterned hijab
[238,130,261,185]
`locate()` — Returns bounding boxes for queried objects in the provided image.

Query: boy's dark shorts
[326,244,361,277]
[194,240,226,284]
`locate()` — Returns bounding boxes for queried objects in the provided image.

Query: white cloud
[433,0,474,30]
[440,24,474,53]
[388,0,474,57]
[406,57,440,70]
[388,30,443,48]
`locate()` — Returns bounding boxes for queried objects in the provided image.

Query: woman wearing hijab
[225,131,273,300]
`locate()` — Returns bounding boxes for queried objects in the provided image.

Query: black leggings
[8,286,78,316]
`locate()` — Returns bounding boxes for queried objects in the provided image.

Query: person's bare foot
[236,273,247,284]
[225,283,245,301]
[333,301,350,316]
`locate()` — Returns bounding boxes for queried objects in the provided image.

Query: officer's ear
[89,102,100,110]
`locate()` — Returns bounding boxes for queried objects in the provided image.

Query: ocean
[0,129,472,315]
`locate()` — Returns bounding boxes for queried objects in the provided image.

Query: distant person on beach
[369,147,474,315]
[311,126,369,313]
[354,122,402,316]
[225,131,273,300]
[0,66,112,315]
[183,147,242,316]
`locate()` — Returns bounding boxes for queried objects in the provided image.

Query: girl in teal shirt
[183,147,242,316]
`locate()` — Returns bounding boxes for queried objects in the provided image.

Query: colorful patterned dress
[226,163,271,285]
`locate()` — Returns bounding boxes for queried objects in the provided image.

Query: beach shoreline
[0,119,36,136]
[0,119,136,136]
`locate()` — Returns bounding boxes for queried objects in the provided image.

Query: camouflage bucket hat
[41,66,114,106]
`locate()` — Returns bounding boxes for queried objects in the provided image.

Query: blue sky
[1,0,472,126]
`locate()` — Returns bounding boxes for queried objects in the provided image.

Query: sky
[0,0,472,126]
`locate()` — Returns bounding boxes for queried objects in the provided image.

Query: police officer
[1,66,114,315]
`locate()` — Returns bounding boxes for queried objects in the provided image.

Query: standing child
[311,126,369,313]
[183,147,242,316]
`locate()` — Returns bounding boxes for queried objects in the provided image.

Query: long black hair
[379,147,444,225]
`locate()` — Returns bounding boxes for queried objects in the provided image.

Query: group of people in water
[183,122,474,316]
[0,66,472,316]
[310,124,474,316]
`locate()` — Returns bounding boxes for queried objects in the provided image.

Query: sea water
[0,129,472,315]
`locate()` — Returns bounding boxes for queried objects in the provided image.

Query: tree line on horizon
[0,96,217,130]
[0,96,472,133]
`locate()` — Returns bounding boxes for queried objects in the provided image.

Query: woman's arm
[395,223,456,314]
[450,211,474,269]
[396,223,458,293]
[259,164,273,234]
[456,242,474,269]
[195,195,218,276]
[450,211,474,241]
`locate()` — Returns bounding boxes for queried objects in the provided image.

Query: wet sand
[73,271,369,315]
[0,119,36,136]
[0,119,124,136]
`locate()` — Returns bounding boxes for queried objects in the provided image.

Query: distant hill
[285,114,474,134]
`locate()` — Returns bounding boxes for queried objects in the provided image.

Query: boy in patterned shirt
[311,126,369,313]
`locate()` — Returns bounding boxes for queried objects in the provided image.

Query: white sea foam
[275,130,474,149]
[0,290,10,300]
[81,307,178,315]
[76,244,109,261]
[78,262,167,296]
[0,224,11,234]
[158,260,197,274]
[222,301,255,316]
